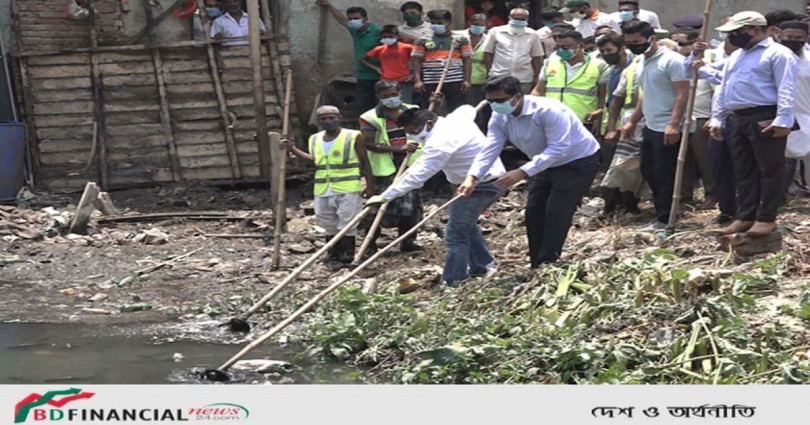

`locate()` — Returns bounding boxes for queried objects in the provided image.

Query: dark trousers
[709,121,737,217]
[640,128,680,224]
[684,118,716,199]
[526,152,600,267]
[729,106,786,222]
[355,78,379,115]
[420,81,468,113]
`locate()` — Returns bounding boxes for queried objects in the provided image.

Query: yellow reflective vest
[545,54,606,122]
[360,104,421,177]
[308,129,362,196]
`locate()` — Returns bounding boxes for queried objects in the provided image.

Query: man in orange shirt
[412,9,473,113]
[362,26,416,103]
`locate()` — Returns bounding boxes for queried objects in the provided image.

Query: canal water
[0,323,359,384]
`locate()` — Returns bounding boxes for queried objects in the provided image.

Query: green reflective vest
[602,55,643,134]
[470,35,488,85]
[546,55,605,122]
[308,129,362,196]
[360,104,421,177]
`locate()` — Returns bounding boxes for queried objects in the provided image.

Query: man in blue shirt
[709,11,798,236]
[459,76,600,267]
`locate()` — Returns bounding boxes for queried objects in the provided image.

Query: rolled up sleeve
[772,51,797,129]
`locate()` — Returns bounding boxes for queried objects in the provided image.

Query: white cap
[715,11,767,32]
[316,105,340,116]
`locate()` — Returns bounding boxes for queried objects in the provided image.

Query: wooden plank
[97,52,155,64]
[27,65,91,79]
[103,74,157,87]
[108,150,171,164]
[33,101,95,115]
[27,53,91,66]
[166,98,220,110]
[87,0,109,189]
[40,151,90,165]
[166,83,216,95]
[171,108,221,121]
[98,61,155,76]
[108,169,175,187]
[180,167,236,180]
[174,132,227,145]
[176,143,230,157]
[105,111,161,125]
[107,134,167,148]
[103,86,161,101]
[37,125,95,139]
[32,77,92,90]
[236,142,259,154]
[34,115,95,127]
[105,124,164,137]
[220,69,273,83]
[33,90,94,103]
[103,101,161,113]
[172,121,223,132]
[179,155,232,168]
[38,139,92,154]
[163,72,214,85]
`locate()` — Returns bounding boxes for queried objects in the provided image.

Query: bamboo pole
[247,0,273,183]
[144,4,181,182]
[272,69,293,269]
[668,0,713,227]
[194,0,242,179]
[86,0,109,189]
[230,206,373,324]
[217,194,463,372]
[353,40,458,263]
[12,0,39,187]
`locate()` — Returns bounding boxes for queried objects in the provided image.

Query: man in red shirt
[362,25,417,103]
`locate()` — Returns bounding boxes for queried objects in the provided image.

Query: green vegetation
[294,249,809,384]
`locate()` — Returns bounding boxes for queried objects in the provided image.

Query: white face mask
[414,122,433,143]
[570,11,586,20]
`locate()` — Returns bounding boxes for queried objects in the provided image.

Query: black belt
[732,105,776,116]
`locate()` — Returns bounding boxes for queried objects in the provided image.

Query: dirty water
[0,323,360,384]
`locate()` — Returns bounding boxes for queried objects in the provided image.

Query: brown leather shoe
[746,221,778,236]
[720,220,754,235]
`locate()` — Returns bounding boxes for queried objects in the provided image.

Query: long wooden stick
[668,0,712,227]
[353,40,458,263]
[86,0,109,189]
[272,70,294,269]
[144,3,182,182]
[237,206,373,320]
[195,0,242,179]
[218,195,462,371]
[247,0,272,184]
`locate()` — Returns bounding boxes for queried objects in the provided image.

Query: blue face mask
[347,19,365,30]
[470,25,487,35]
[206,7,223,18]
[431,24,447,34]
[490,96,517,114]
[618,10,635,22]
[546,22,558,29]
[557,47,576,60]
[509,19,529,28]
[320,119,341,132]
[380,96,402,109]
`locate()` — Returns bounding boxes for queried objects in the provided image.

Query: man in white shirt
[210,0,266,46]
[365,106,506,286]
[560,0,621,38]
[610,1,661,29]
[778,21,810,198]
[459,76,601,267]
[483,8,544,94]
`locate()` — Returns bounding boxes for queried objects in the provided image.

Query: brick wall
[15,0,123,53]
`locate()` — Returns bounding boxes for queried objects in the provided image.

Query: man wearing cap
[458,75,601,267]
[484,8,545,95]
[610,1,661,29]
[560,0,621,38]
[672,14,704,31]
[365,106,507,287]
[282,105,376,264]
[709,11,798,236]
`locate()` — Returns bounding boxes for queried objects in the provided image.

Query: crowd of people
[279,0,810,288]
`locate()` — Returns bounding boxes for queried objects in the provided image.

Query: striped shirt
[360,106,409,160]
[412,34,472,84]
